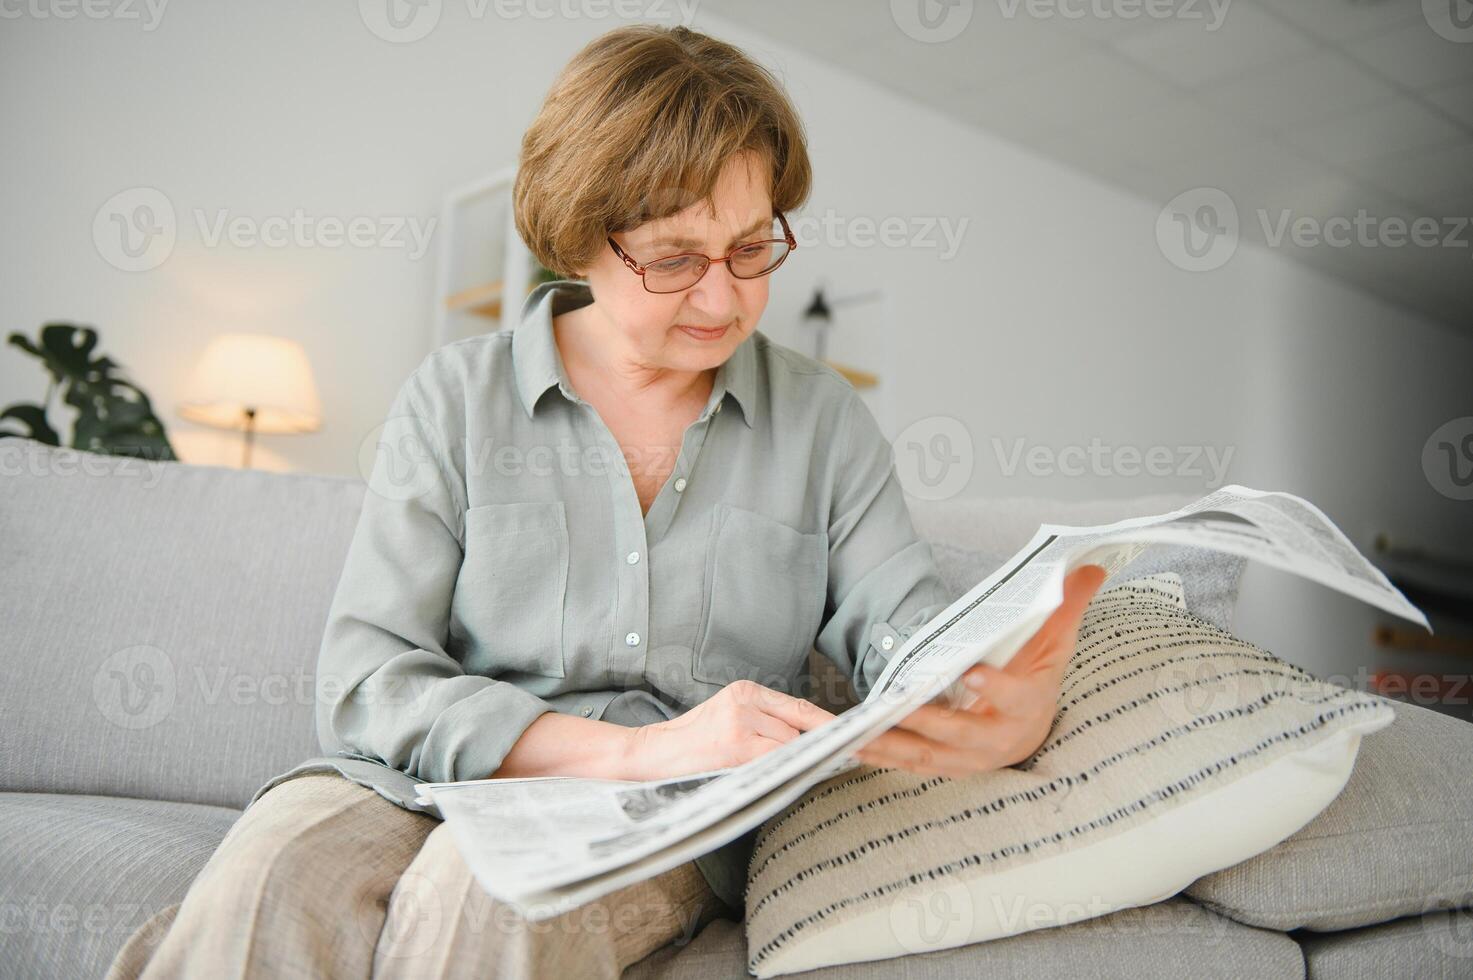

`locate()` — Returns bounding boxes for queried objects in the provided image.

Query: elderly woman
[107,23,1103,980]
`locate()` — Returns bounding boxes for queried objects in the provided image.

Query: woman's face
[578,151,777,377]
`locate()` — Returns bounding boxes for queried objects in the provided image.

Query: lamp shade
[177,333,322,434]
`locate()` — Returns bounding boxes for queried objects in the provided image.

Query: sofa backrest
[904,494,1246,632]
[0,437,366,810]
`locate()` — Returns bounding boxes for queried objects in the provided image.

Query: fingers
[1034,563,1108,643]
[989,564,1109,677]
[1060,563,1108,620]
[879,702,992,748]
[853,725,1001,778]
[746,682,837,732]
[959,666,1037,717]
[751,712,801,744]
[856,696,1055,776]
[739,734,790,765]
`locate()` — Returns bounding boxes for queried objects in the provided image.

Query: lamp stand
[241,407,257,469]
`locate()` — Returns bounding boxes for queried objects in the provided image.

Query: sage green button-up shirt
[251,278,953,912]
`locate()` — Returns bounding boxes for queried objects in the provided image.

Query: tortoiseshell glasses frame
[606,210,797,294]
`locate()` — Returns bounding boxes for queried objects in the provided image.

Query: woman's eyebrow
[646,216,772,251]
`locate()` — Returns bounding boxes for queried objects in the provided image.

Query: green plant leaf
[3,322,177,460]
[0,403,61,445]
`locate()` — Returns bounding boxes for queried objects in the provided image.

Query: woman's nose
[686,259,741,316]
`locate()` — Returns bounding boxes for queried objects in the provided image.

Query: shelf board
[826,360,878,389]
[445,280,505,319]
[1374,623,1473,657]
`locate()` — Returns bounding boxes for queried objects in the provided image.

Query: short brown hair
[513,24,812,278]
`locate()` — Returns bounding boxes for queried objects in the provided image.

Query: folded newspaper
[413,485,1430,921]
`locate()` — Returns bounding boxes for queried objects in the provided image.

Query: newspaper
[414,485,1430,920]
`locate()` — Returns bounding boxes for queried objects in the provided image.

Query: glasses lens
[729,240,790,279]
[644,254,708,293]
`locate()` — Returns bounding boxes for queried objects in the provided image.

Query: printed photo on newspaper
[414,484,1430,921]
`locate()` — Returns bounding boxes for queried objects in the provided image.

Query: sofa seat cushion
[1186,697,1473,932]
[0,792,241,980]
[625,897,1301,980]
[1295,911,1473,979]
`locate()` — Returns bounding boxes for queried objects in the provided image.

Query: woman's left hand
[852,563,1108,778]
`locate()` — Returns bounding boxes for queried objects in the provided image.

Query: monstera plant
[1,322,177,461]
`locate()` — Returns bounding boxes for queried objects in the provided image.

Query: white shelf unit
[432,165,538,352]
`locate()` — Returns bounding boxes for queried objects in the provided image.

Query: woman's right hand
[625,679,837,781]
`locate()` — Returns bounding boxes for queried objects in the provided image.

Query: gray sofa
[2,434,1470,979]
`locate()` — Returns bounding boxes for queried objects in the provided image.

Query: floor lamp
[177,334,322,468]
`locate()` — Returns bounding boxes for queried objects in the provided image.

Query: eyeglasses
[607,211,797,294]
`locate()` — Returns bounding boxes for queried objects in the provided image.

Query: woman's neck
[553,304,714,415]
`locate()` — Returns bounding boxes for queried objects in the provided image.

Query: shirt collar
[512,279,757,429]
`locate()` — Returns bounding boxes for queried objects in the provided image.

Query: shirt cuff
[419,682,554,783]
[542,688,623,722]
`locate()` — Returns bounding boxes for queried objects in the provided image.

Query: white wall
[3,4,1468,678]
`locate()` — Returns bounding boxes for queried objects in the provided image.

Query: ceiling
[704,0,1473,332]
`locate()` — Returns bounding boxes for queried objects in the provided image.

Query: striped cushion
[744,574,1396,978]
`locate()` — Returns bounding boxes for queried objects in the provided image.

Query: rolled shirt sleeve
[815,390,956,701]
[315,369,554,783]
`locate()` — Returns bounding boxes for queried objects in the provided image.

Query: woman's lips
[677,323,730,341]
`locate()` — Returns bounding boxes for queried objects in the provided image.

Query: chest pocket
[450,501,568,679]
[693,502,828,688]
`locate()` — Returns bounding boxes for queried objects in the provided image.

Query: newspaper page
[416,485,1429,919]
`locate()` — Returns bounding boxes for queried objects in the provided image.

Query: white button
[881,635,895,651]
[625,631,641,646]
[674,477,687,492]
[580,706,592,717]
[626,551,640,565]
[714,401,723,413]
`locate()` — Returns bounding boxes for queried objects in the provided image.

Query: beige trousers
[104,772,726,980]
